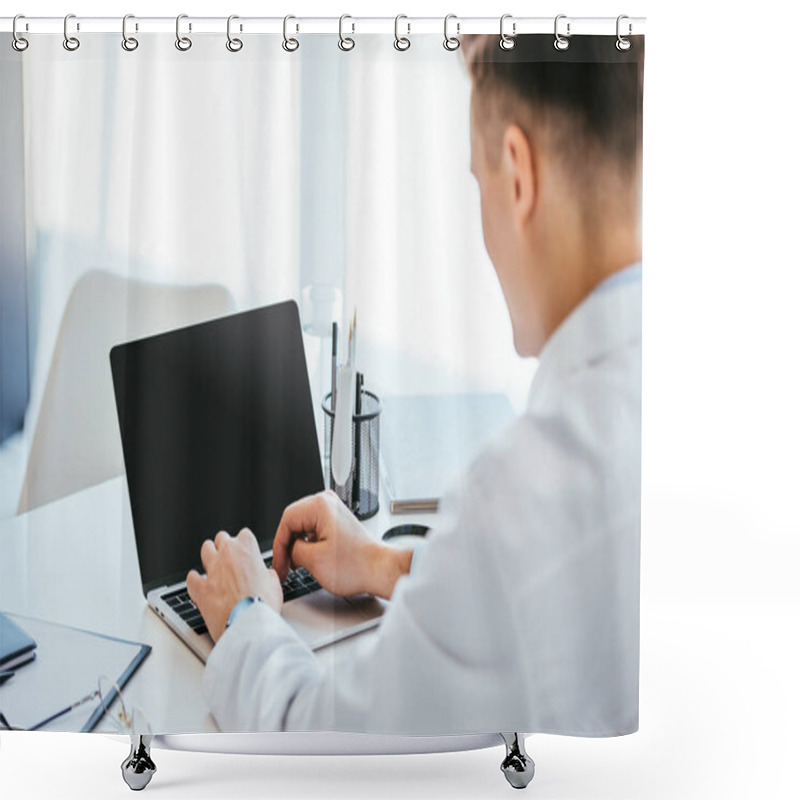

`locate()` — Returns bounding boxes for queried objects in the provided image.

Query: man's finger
[200,538,218,572]
[186,569,207,607]
[214,530,231,550]
[287,537,317,574]
[272,494,326,580]
[238,527,261,556]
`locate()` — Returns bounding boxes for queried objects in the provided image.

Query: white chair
[17,270,234,514]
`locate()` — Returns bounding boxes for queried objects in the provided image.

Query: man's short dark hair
[463,34,644,180]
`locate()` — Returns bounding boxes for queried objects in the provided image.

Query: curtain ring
[283,15,299,52]
[12,15,29,52]
[616,15,632,51]
[338,14,355,51]
[175,14,192,51]
[499,14,515,51]
[121,14,139,51]
[394,14,410,51]
[443,14,460,51]
[554,14,571,50]
[63,13,80,51]
[226,15,243,52]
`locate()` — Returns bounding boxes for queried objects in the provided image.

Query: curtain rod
[0,16,646,37]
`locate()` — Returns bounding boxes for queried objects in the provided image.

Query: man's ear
[502,124,536,226]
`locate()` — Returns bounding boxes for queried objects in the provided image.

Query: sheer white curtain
[344,36,531,402]
[4,31,533,516]
[19,35,300,452]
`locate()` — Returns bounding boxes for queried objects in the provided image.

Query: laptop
[110,299,385,663]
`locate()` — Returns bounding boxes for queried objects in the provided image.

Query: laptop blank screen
[110,300,324,595]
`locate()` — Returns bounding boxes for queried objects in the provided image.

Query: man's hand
[186,528,283,643]
[272,490,412,601]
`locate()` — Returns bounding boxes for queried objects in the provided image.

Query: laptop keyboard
[161,561,321,636]
[264,558,322,601]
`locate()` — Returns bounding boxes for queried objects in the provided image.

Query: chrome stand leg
[121,734,156,791]
[500,732,535,789]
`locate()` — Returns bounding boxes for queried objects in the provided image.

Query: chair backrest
[17,270,235,514]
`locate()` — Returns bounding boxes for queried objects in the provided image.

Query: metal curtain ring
[122,14,139,51]
[63,13,80,51]
[12,15,29,52]
[283,15,299,52]
[499,14,515,50]
[443,14,460,51]
[616,14,632,51]
[554,14,571,51]
[175,14,192,51]
[226,15,243,52]
[338,14,355,51]
[394,15,411,51]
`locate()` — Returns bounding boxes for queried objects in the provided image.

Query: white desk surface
[0,475,438,733]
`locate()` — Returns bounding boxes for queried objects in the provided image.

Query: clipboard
[0,613,151,732]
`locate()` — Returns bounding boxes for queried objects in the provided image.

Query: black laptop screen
[110,300,325,594]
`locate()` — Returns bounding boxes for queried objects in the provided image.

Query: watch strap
[225,595,265,629]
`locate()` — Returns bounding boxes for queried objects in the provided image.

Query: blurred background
[1,31,533,518]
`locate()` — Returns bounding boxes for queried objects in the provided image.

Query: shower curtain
[0,18,644,738]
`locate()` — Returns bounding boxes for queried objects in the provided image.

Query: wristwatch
[225,595,266,630]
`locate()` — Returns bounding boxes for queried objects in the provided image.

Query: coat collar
[527,262,642,411]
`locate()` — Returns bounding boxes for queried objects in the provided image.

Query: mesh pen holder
[322,390,381,520]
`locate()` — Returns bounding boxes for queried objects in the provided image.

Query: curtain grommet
[443,14,460,51]
[63,13,80,52]
[394,15,411,51]
[12,15,29,52]
[616,15,632,51]
[554,15,571,51]
[499,14,515,51]
[121,14,139,52]
[338,14,355,51]
[226,15,243,52]
[175,14,192,51]
[283,15,299,52]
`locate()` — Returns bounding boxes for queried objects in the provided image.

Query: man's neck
[536,225,641,351]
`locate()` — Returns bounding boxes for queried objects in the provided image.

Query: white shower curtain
[1,24,642,741]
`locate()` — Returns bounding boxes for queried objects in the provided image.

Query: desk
[0,475,438,733]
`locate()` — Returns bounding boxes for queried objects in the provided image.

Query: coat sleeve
[201,457,513,735]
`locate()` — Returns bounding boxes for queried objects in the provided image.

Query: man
[187,34,643,735]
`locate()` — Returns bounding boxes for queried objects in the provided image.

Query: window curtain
[4,31,530,519]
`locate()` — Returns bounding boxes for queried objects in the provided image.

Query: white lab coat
[202,264,642,736]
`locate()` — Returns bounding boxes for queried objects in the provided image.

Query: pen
[354,372,363,511]
[331,318,356,486]
[331,321,338,409]
[351,308,357,368]
[0,670,15,685]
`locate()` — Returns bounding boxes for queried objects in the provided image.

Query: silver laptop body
[110,300,386,664]
[148,566,386,664]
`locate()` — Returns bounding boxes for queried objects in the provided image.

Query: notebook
[381,393,515,513]
[0,612,37,671]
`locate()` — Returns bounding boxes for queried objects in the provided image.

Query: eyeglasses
[0,674,151,734]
